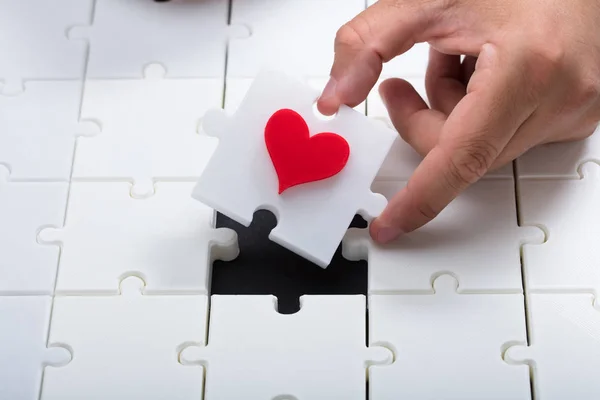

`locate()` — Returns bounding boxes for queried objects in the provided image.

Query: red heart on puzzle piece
[265,108,350,194]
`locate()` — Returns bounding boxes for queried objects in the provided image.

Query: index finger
[370,44,540,243]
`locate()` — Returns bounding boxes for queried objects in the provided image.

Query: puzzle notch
[41,275,207,400]
[519,161,600,297]
[180,294,393,400]
[503,293,600,400]
[37,181,238,295]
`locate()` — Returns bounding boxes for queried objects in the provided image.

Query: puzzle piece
[38,181,238,294]
[40,276,206,400]
[343,179,544,293]
[505,293,600,400]
[366,77,515,180]
[0,296,71,400]
[72,64,221,197]
[180,294,393,400]
[192,70,396,267]
[0,81,93,180]
[369,275,530,399]
[228,0,365,77]
[0,0,92,93]
[67,0,234,78]
[0,166,68,294]
[519,161,600,295]
[517,124,600,178]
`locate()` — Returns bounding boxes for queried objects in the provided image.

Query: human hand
[317,0,600,243]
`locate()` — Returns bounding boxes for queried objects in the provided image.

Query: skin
[317,0,600,244]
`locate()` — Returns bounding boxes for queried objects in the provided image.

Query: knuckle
[414,200,441,222]
[447,139,498,186]
[335,19,368,49]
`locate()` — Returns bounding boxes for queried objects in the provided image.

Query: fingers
[317,0,446,115]
[379,78,446,157]
[426,48,466,115]
[370,43,540,243]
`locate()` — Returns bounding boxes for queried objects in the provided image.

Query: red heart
[265,108,350,194]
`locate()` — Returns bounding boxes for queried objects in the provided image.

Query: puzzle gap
[211,210,368,314]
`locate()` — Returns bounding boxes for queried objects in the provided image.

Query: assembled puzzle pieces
[38,182,238,294]
[519,161,600,295]
[0,81,90,180]
[517,124,600,178]
[0,0,92,93]
[192,70,397,267]
[505,293,600,400]
[180,295,393,400]
[343,179,544,293]
[68,0,233,78]
[41,277,206,400]
[0,166,69,294]
[369,275,531,399]
[0,296,71,400]
[72,64,221,198]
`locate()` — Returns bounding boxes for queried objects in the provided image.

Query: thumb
[317,0,447,115]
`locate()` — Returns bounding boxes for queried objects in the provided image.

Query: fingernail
[376,226,403,244]
[319,76,338,102]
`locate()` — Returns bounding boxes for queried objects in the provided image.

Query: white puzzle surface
[38,182,238,295]
[343,179,544,294]
[2,0,600,398]
[41,277,207,400]
[192,70,396,267]
[368,275,531,400]
[180,295,393,400]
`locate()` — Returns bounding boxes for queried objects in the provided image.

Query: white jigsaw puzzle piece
[369,275,531,400]
[0,0,92,86]
[0,81,90,181]
[180,295,393,400]
[72,64,221,195]
[0,296,71,400]
[37,182,238,295]
[519,161,600,295]
[0,166,69,294]
[40,276,207,400]
[504,293,600,400]
[192,70,396,267]
[517,124,600,178]
[366,77,514,180]
[68,0,231,78]
[228,0,365,77]
[343,179,544,293]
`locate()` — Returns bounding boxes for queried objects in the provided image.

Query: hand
[317,0,600,243]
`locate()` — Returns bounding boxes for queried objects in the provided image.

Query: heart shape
[265,108,350,194]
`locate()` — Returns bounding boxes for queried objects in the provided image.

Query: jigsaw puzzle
[192,70,396,267]
[180,295,393,400]
[0,166,69,294]
[37,181,238,294]
[505,293,600,400]
[342,179,545,293]
[0,296,71,400]
[369,275,531,399]
[67,0,233,79]
[72,64,221,198]
[41,277,207,400]
[0,81,86,181]
[0,0,92,94]
[3,0,600,398]
[519,161,600,295]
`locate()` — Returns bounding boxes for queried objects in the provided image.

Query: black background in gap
[211,210,369,314]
